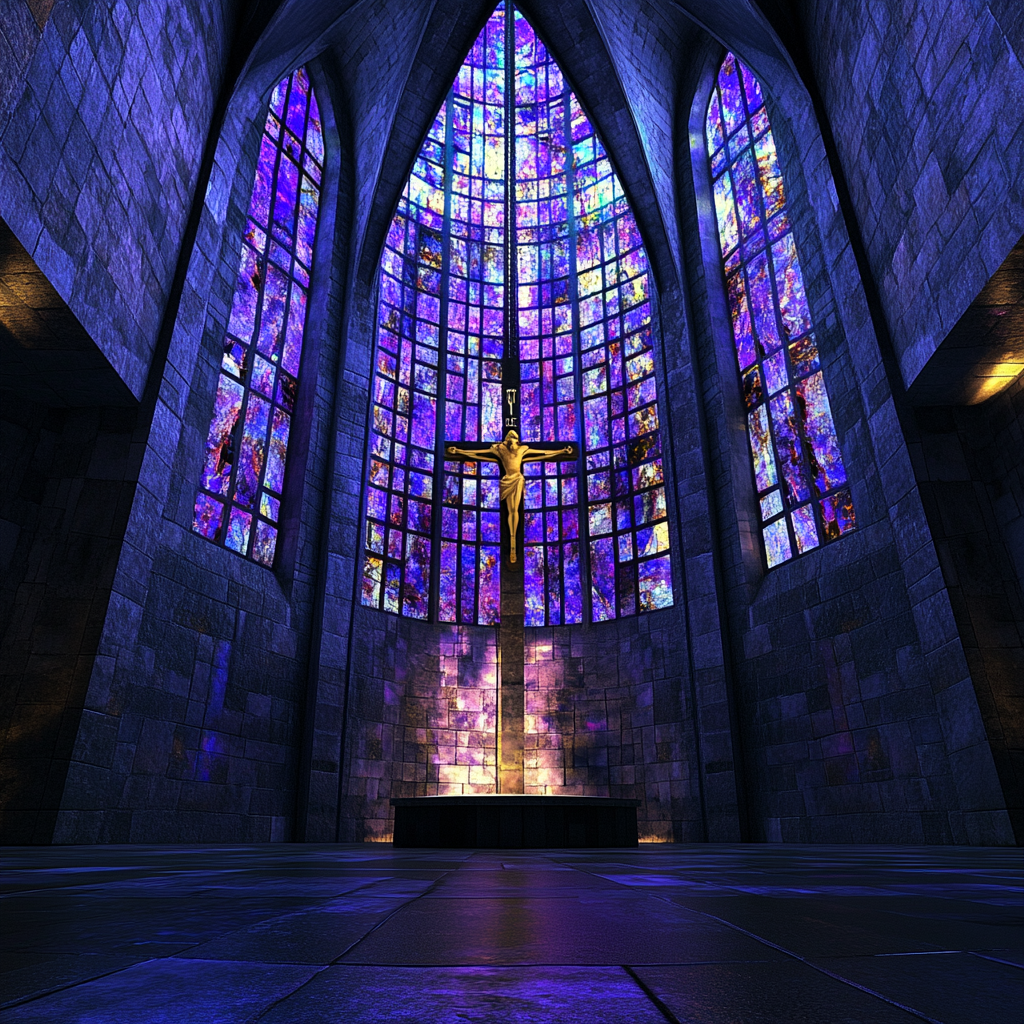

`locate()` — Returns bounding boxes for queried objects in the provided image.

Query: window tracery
[705,54,855,568]
[193,68,323,566]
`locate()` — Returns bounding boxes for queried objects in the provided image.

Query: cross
[444,387,577,793]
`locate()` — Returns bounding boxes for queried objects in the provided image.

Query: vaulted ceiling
[231,0,795,300]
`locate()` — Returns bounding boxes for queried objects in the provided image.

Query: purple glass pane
[227,244,260,345]
[763,518,791,567]
[731,151,761,238]
[583,397,608,449]
[706,92,724,153]
[264,407,290,494]
[590,537,616,622]
[797,371,847,495]
[791,504,819,554]
[251,354,275,398]
[739,60,764,111]
[771,233,812,340]
[366,520,385,553]
[225,508,251,554]
[638,555,673,611]
[546,544,561,624]
[727,272,756,370]
[383,563,401,614]
[637,521,669,558]
[718,54,744,135]
[479,546,500,624]
[253,520,277,566]
[748,251,781,354]
[193,493,224,540]
[438,541,457,621]
[747,404,777,493]
[201,374,244,495]
[764,349,788,395]
[742,365,763,409]
[563,542,583,623]
[789,334,820,378]
[460,540,476,623]
[248,136,277,227]
[755,131,784,218]
[769,390,811,505]
[713,175,738,256]
[273,156,299,240]
[403,533,431,619]
[282,283,307,377]
[306,92,324,164]
[285,68,308,139]
[258,265,288,359]
[269,78,287,119]
[760,489,783,521]
[361,555,382,607]
[820,488,856,540]
[296,177,319,268]
[234,394,270,509]
[525,545,545,627]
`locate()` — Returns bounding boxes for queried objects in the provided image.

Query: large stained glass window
[193,69,323,566]
[360,2,673,623]
[705,54,854,569]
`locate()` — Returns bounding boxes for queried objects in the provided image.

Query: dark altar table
[390,794,640,848]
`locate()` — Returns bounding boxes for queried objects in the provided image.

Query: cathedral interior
[0,0,1022,1020]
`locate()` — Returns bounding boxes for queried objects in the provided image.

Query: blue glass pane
[706,54,854,571]
[194,68,322,567]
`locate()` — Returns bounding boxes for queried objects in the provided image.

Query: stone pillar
[498,565,525,793]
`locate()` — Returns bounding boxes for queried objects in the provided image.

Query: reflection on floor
[0,845,1020,1023]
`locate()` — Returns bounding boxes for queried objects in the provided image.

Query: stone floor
[0,844,1020,1023]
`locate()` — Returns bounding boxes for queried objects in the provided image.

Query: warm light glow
[967,360,1024,404]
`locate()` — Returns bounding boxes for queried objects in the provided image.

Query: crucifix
[440,2,579,793]
[444,388,577,793]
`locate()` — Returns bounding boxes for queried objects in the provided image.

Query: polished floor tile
[1,844,1020,1023]
[632,961,925,1024]
[258,966,667,1023]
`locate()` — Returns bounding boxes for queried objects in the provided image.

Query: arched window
[193,68,323,566]
[359,2,673,623]
[705,54,855,568]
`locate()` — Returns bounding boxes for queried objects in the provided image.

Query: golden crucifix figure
[446,430,575,564]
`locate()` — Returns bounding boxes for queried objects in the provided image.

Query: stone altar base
[390,795,640,848]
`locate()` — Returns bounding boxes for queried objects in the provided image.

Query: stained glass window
[193,68,323,566]
[705,54,854,568]
[360,2,673,623]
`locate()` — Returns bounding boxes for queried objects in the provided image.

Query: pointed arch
[705,53,855,568]
[359,2,673,624]
[192,68,324,566]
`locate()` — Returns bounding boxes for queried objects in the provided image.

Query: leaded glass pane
[705,53,855,569]
[193,68,322,566]
[361,3,673,622]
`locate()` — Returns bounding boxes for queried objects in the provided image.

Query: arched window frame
[192,68,324,568]
[357,2,674,625]
[696,52,856,571]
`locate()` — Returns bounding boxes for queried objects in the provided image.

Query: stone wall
[798,0,1024,390]
[680,34,1014,844]
[0,0,235,399]
[0,393,138,843]
[909,379,1024,840]
[335,608,703,844]
[50,60,347,843]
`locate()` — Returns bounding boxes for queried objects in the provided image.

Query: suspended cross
[443,384,577,793]
[445,428,575,567]
[438,2,580,793]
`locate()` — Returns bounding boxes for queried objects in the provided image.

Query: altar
[391,794,640,848]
